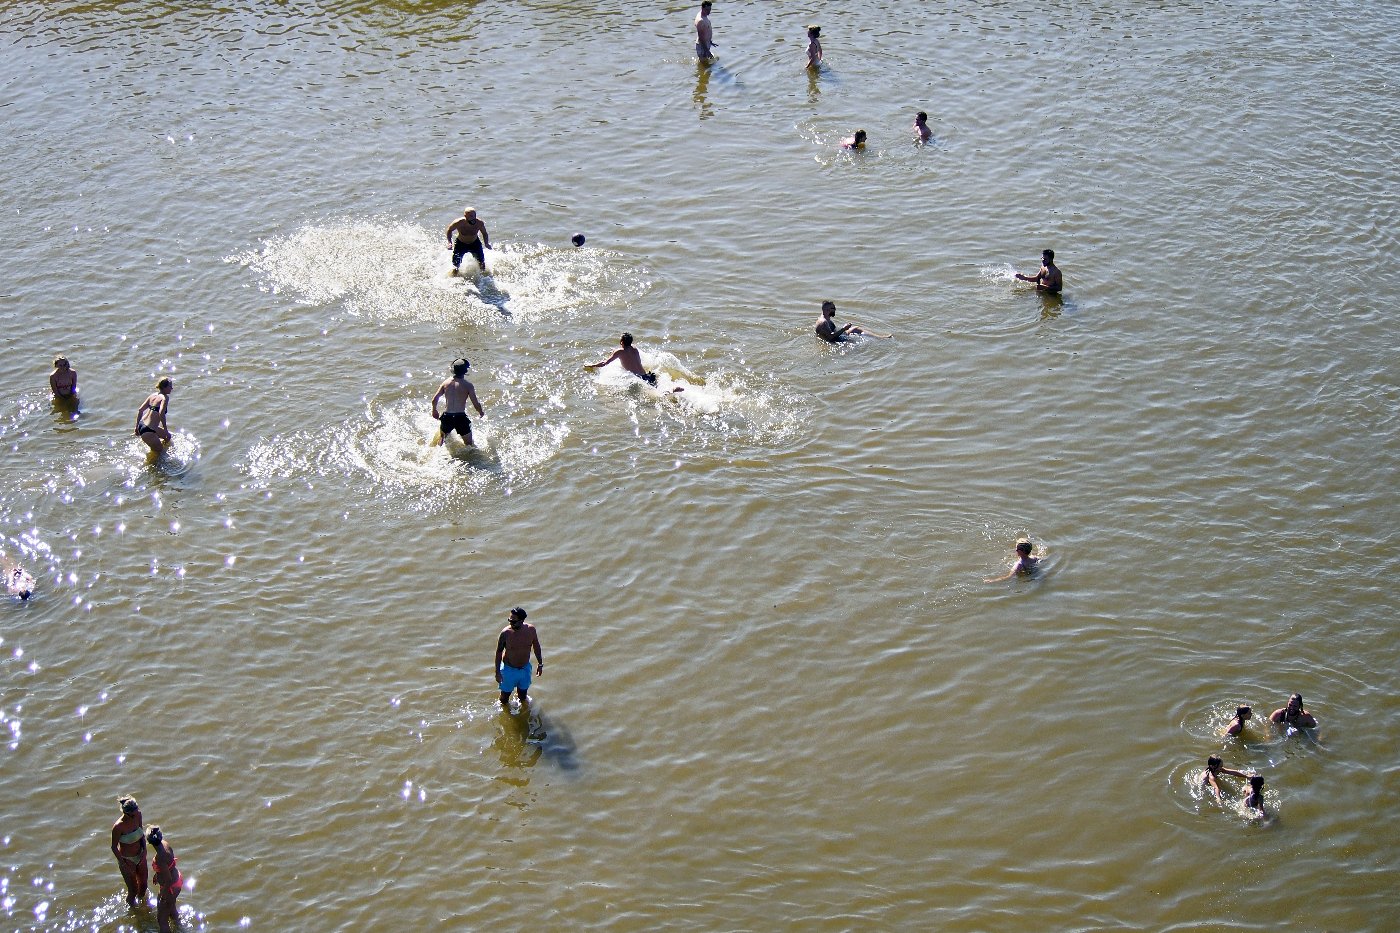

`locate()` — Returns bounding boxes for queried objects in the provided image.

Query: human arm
[1203,772,1223,803]
[494,630,507,683]
[532,630,543,675]
[585,349,623,369]
[1014,270,1044,284]
[446,218,462,245]
[466,384,484,418]
[135,398,151,434]
[984,568,1016,583]
[477,222,490,250]
[430,382,446,418]
[1219,766,1251,780]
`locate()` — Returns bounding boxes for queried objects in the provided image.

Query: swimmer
[585,332,684,392]
[984,538,1040,583]
[1270,693,1317,729]
[571,233,586,248]
[6,564,35,600]
[1244,774,1268,816]
[695,1,715,62]
[1223,704,1253,738]
[430,358,485,447]
[50,355,78,401]
[1202,755,1250,804]
[111,796,147,908]
[495,607,543,710]
[814,301,891,342]
[1015,249,1063,294]
[805,25,823,69]
[840,129,867,150]
[134,378,173,455]
[913,111,932,143]
[147,826,182,933]
[446,207,491,275]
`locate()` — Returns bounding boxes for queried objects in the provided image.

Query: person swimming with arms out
[1202,755,1251,804]
[1270,692,1317,729]
[814,300,891,342]
[985,538,1040,582]
[430,358,485,447]
[1222,704,1253,738]
[134,377,173,455]
[585,332,684,392]
[50,354,78,403]
[147,826,182,933]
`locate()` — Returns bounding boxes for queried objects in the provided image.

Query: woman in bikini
[148,825,183,932]
[134,377,173,454]
[49,355,78,404]
[110,796,148,907]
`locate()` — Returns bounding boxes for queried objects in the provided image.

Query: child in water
[985,538,1039,582]
[1222,704,1253,738]
[1244,774,1268,817]
[1201,755,1250,804]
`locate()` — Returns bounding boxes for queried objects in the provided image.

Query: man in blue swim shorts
[494,607,543,709]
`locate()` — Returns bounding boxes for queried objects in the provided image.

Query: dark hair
[1015,539,1032,554]
[1207,755,1222,771]
[452,358,470,377]
[571,233,585,247]
[1043,249,1055,262]
[511,607,527,620]
[701,1,711,8]
[157,377,173,392]
[808,25,820,36]
[1236,705,1252,719]
[1249,774,1264,789]
[916,111,927,122]
[620,333,634,347]
[854,130,867,143]
[1289,693,1304,707]
[147,826,164,845]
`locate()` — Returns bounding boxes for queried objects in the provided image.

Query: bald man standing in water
[446,207,490,275]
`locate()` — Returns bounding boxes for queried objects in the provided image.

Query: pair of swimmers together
[111,796,182,931]
[1223,694,1318,737]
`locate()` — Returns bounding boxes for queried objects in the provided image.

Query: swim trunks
[641,372,658,387]
[438,411,472,438]
[452,238,485,271]
[497,662,531,695]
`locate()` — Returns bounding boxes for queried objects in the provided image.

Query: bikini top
[117,825,144,846]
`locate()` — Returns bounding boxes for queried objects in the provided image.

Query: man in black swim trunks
[585,332,664,387]
[446,207,491,275]
[431,358,485,446]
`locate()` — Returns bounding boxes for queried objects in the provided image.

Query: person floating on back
[495,606,543,710]
[1015,249,1063,294]
[1270,693,1317,729]
[815,300,891,342]
[586,332,683,391]
[50,354,78,403]
[985,538,1039,582]
[806,25,823,69]
[695,1,715,62]
[1223,704,1253,738]
[446,207,491,276]
[913,111,932,143]
[841,129,867,150]
[1202,755,1250,804]
[431,358,485,447]
[135,378,174,455]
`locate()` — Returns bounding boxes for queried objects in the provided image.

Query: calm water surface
[2,1,1399,930]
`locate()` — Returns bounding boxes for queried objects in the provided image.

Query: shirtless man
[586,332,683,390]
[50,355,78,401]
[494,607,543,709]
[913,111,932,143]
[695,2,715,62]
[1015,249,1063,294]
[1270,693,1317,729]
[430,358,485,446]
[814,300,889,342]
[985,538,1040,582]
[134,378,173,454]
[446,207,491,275]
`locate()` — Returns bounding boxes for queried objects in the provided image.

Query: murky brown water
[3,1,1399,929]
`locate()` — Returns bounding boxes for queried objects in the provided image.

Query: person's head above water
[1235,705,1252,721]
[1206,755,1223,774]
[54,355,70,368]
[854,130,867,145]
[1043,249,1055,263]
[808,25,820,37]
[821,300,836,317]
[701,1,711,10]
[463,207,477,221]
[119,795,139,814]
[1287,693,1304,712]
[571,233,585,247]
[1015,538,1033,557]
[509,606,527,628]
[146,826,164,846]
[916,111,928,123]
[620,332,634,347]
[1249,774,1264,791]
[452,358,470,378]
[156,377,173,393]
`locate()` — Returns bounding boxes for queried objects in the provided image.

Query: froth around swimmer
[431,358,485,447]
[1222,704,1253,738]
[985,538,1040,582]
[1015,249,1062,294]
[446,207,490,276]
[585,332,684,392]
[1201,755,1251,804]
[135,377,173,455]
[840,129,867,150]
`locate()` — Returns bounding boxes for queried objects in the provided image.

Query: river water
[2,1,1398,930]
